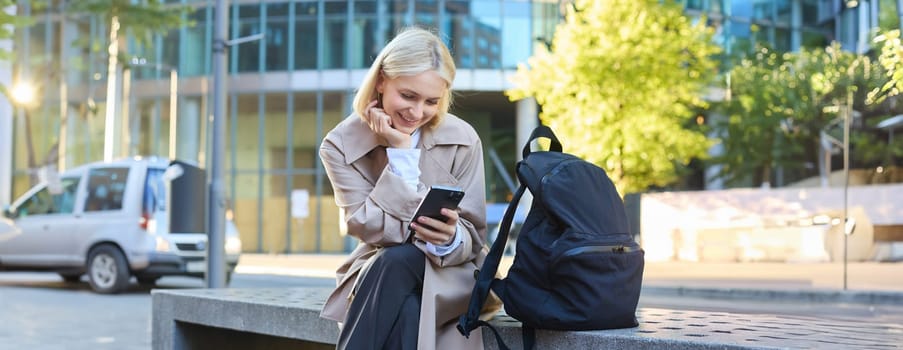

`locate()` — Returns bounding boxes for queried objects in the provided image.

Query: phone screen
[410,185,465,227]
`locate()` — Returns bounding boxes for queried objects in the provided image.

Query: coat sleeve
[415,135,488,267]
[319,136,423,247]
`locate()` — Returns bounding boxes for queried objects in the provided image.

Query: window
[323,1,348,69]
[415,0,437,26]
[686,0,706,11]
[265,3,290,71]
[237,4,263,72]
[350,1,379,68]
[294,1,319,69]
[501,1,530,68]
[183,8,210,76]
[15,177,81,217]
[85,168,130,212]
[144,168,166,214]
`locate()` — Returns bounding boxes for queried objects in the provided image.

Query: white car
[0,157,242,294]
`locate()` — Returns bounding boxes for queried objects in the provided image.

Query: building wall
[640,182,903,262]
[7,0,872,252]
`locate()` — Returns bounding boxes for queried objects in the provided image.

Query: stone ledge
[643,285,903,305]
[151,287,903,350]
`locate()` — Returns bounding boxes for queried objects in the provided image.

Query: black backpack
[458,125,645,349]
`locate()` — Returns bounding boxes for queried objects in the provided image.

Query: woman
[318,27,496,349]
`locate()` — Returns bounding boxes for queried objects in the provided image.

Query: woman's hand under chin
[366,100,412,148]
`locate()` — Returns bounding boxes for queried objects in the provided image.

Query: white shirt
[385,129,464,256]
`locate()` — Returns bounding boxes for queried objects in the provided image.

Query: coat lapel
[418,115,475,187]
[333,117,389,185]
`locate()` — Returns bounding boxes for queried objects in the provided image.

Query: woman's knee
[376,244,425,269]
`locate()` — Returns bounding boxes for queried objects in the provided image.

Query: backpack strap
[523,326,536,350]
[458,124,558,344]
[457,184,526,338]
[522,124,563,159]
[473,320,512,350]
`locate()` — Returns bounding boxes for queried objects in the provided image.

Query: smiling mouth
[399,114,419,124]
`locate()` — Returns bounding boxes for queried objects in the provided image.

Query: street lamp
[820,104,860,291]
[208,2,263,288]
[9,81,38,185]
[10,82,35,105]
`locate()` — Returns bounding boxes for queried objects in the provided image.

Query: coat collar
[337,113,473,165]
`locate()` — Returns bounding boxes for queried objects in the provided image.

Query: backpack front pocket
[544,231,644,330]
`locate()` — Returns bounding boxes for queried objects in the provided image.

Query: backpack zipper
[532,158,581,216]
[539,158,582,188]
[552,244,637,267]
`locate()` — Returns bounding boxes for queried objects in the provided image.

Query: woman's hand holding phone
[410,186,464,246]
[365,99,411,148]
[411,208,458,246]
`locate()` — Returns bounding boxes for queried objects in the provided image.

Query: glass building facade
[3,0,875,253]
[683,0,877,59]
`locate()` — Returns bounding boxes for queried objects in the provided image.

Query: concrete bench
[152,287,903,350]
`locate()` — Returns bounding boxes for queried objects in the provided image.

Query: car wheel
[199,271,232,286]
[136,276,160,286]
[87,245,130,294]
[59,273,82,283]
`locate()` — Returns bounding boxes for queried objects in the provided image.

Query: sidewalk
[227,254,903,348]
[235,253,903,305]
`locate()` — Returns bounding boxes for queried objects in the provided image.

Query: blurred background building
[0,0,878,253]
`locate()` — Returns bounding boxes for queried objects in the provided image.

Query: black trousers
[337,244,426,350]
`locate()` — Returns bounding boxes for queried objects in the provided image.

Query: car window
[16,187,53,217]
[85,167,130,212]
[144,168,166,213]
[15,177,80,217]
[54,177,80,214]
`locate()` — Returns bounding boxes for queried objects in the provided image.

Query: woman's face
[377,70,447,135]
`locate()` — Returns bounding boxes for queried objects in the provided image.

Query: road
[0,272,333,350]
[1,271,902,350]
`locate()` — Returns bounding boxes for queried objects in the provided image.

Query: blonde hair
[352,27,456,128]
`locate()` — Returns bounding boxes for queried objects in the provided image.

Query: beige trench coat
[318,113,497,350]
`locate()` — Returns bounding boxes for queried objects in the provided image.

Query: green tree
[712,46,798,186]
[0,0,23,62]
[872,30,903,101]
[507,0,720,195]
[870,29,903,167]
[64,0,190,160]
[66,0,189,55]
[717,42,895,187]
[878,0,900,31]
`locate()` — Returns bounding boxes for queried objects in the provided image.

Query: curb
[642,285,903,306]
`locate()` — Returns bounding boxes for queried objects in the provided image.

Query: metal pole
[0,4,17,206]
[206,0,228,288]
[842,94,851,291]
[168,68,178,160]
[21,108,37,184]
[58,80,67,169]
[121,68,131,157]
[58,0,67,171]
[17,0,34,183]
[103,16,120,162]
[0,93,11,205]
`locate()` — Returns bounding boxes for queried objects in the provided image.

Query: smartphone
[410,185,465,229]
